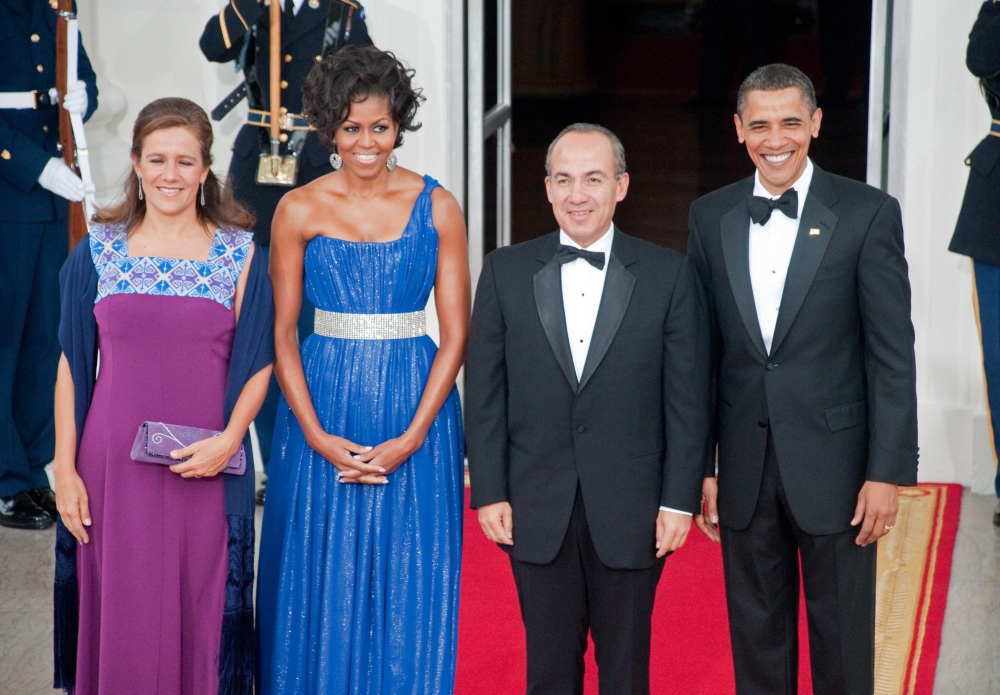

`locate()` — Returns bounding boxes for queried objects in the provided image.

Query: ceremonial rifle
[56,0,96,249]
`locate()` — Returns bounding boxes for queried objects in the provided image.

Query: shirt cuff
[659,506,693,516]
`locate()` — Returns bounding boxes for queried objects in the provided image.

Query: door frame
[467,0,512,291]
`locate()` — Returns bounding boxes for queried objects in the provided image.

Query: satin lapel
[284,0,328,47]
[534,254,579,393]
[769,170,839,356]
[720,198,769,359]
[577,230,637,393]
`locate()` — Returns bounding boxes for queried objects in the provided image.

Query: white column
[887,0,995,490]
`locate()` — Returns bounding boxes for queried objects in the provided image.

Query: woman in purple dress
[52,98,274,695]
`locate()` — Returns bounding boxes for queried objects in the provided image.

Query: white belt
[313,309,426,340]
[0,89,57,110]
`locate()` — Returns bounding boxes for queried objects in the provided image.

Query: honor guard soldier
[200,0,372,500]
[0,0,97,529]
[950,0,1000,526]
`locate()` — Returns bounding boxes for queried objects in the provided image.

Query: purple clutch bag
[130,422,246,475]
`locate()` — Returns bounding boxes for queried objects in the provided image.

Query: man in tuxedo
[465,124,711,694]
[687,64,918,695]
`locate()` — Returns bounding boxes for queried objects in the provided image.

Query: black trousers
[509,487,665,695]
[0,220,66,497]
[721,434,876,695]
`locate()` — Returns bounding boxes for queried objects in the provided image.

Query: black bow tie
[748,189,798,226]
[555,244,606,270]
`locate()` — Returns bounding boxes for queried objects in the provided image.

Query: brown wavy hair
[93,97,253,231]
[302,44,424,150]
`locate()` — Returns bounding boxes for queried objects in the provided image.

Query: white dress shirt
[287,0,305,15]
[749,158,814,355]
[559,225,614,380]
[558,225,690,518]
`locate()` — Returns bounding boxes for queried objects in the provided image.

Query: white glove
[38,157,85,201]
[62,80,88,116]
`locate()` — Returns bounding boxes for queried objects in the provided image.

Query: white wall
[887,0,996,491]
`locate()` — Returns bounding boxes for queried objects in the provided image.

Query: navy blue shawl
[53,235,274,695]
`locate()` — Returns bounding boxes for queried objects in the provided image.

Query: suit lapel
[720,183,769,360]
[533,235,579,393]
[578,229,637,393]
[769,167,839,356]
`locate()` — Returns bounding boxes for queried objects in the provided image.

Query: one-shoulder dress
[256,176,464,695]
[73,224,253,695]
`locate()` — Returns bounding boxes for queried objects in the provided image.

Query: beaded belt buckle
[313,309,426,340]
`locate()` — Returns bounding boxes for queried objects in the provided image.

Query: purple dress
[73,224,253,695]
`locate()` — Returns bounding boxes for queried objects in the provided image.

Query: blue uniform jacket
[0,0,98,223]
[950,1,1000,267]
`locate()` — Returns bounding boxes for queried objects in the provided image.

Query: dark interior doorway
[508,0,873,252]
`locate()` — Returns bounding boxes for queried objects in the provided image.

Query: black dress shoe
[28,487,58,521]
[0,491,54,530]
[256,479,267,507]
[993,501,1000,527]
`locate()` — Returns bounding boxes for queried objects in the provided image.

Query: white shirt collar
[558,223,615,256]
[752,157,814,222]
[288,0,305,15]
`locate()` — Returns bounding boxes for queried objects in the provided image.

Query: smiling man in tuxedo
[687,64,918,695]
[465,123,711,694]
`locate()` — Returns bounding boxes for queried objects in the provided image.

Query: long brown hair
[93,97,254,231]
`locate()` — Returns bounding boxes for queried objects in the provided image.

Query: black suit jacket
[200,0,371,244]
[950,1,1000,266]
[465,229,711,569]
[687,166,918,536]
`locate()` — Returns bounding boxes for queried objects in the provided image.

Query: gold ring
[883,524,894,531]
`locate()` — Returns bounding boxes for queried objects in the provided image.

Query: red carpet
[455,484,961,695]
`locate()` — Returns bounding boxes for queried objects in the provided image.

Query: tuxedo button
[577,425,586,434]
[758,420,768,428]
[766,362,777,371]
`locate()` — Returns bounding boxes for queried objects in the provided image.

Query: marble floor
[1,489,996,695]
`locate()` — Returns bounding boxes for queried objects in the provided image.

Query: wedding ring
[883,524,894,531]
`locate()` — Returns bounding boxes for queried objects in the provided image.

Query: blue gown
[256,176,464,695]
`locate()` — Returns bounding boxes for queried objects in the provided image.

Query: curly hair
[93,97,253,231]
[302,44,424,150]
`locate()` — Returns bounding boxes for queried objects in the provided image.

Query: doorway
[503,0,874,252]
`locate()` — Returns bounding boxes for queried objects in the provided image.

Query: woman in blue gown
[256,46,470,694]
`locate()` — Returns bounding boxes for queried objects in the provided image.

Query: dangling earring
[137,176,143,201]
[200,182,206,206]
[386,153,397,171]
[329,151,343,170]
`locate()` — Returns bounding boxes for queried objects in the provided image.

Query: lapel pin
[809,228,821,236]
[309,0,320,7]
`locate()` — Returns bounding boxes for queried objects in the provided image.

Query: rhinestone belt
[313,308,426,340]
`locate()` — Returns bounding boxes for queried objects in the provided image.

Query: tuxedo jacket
[465,229,711,569]
[687,165,918,536]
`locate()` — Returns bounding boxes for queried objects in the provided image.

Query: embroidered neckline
[89,224,252,309]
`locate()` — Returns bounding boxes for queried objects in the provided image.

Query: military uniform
[0,0,97,525]
[200,0,371,478]
[200,0,371,247]
[950,0,1000,517]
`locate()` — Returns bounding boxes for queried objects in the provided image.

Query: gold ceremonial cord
[247,109,316,131]
[219,7,232,49]
[230,0,249,31]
